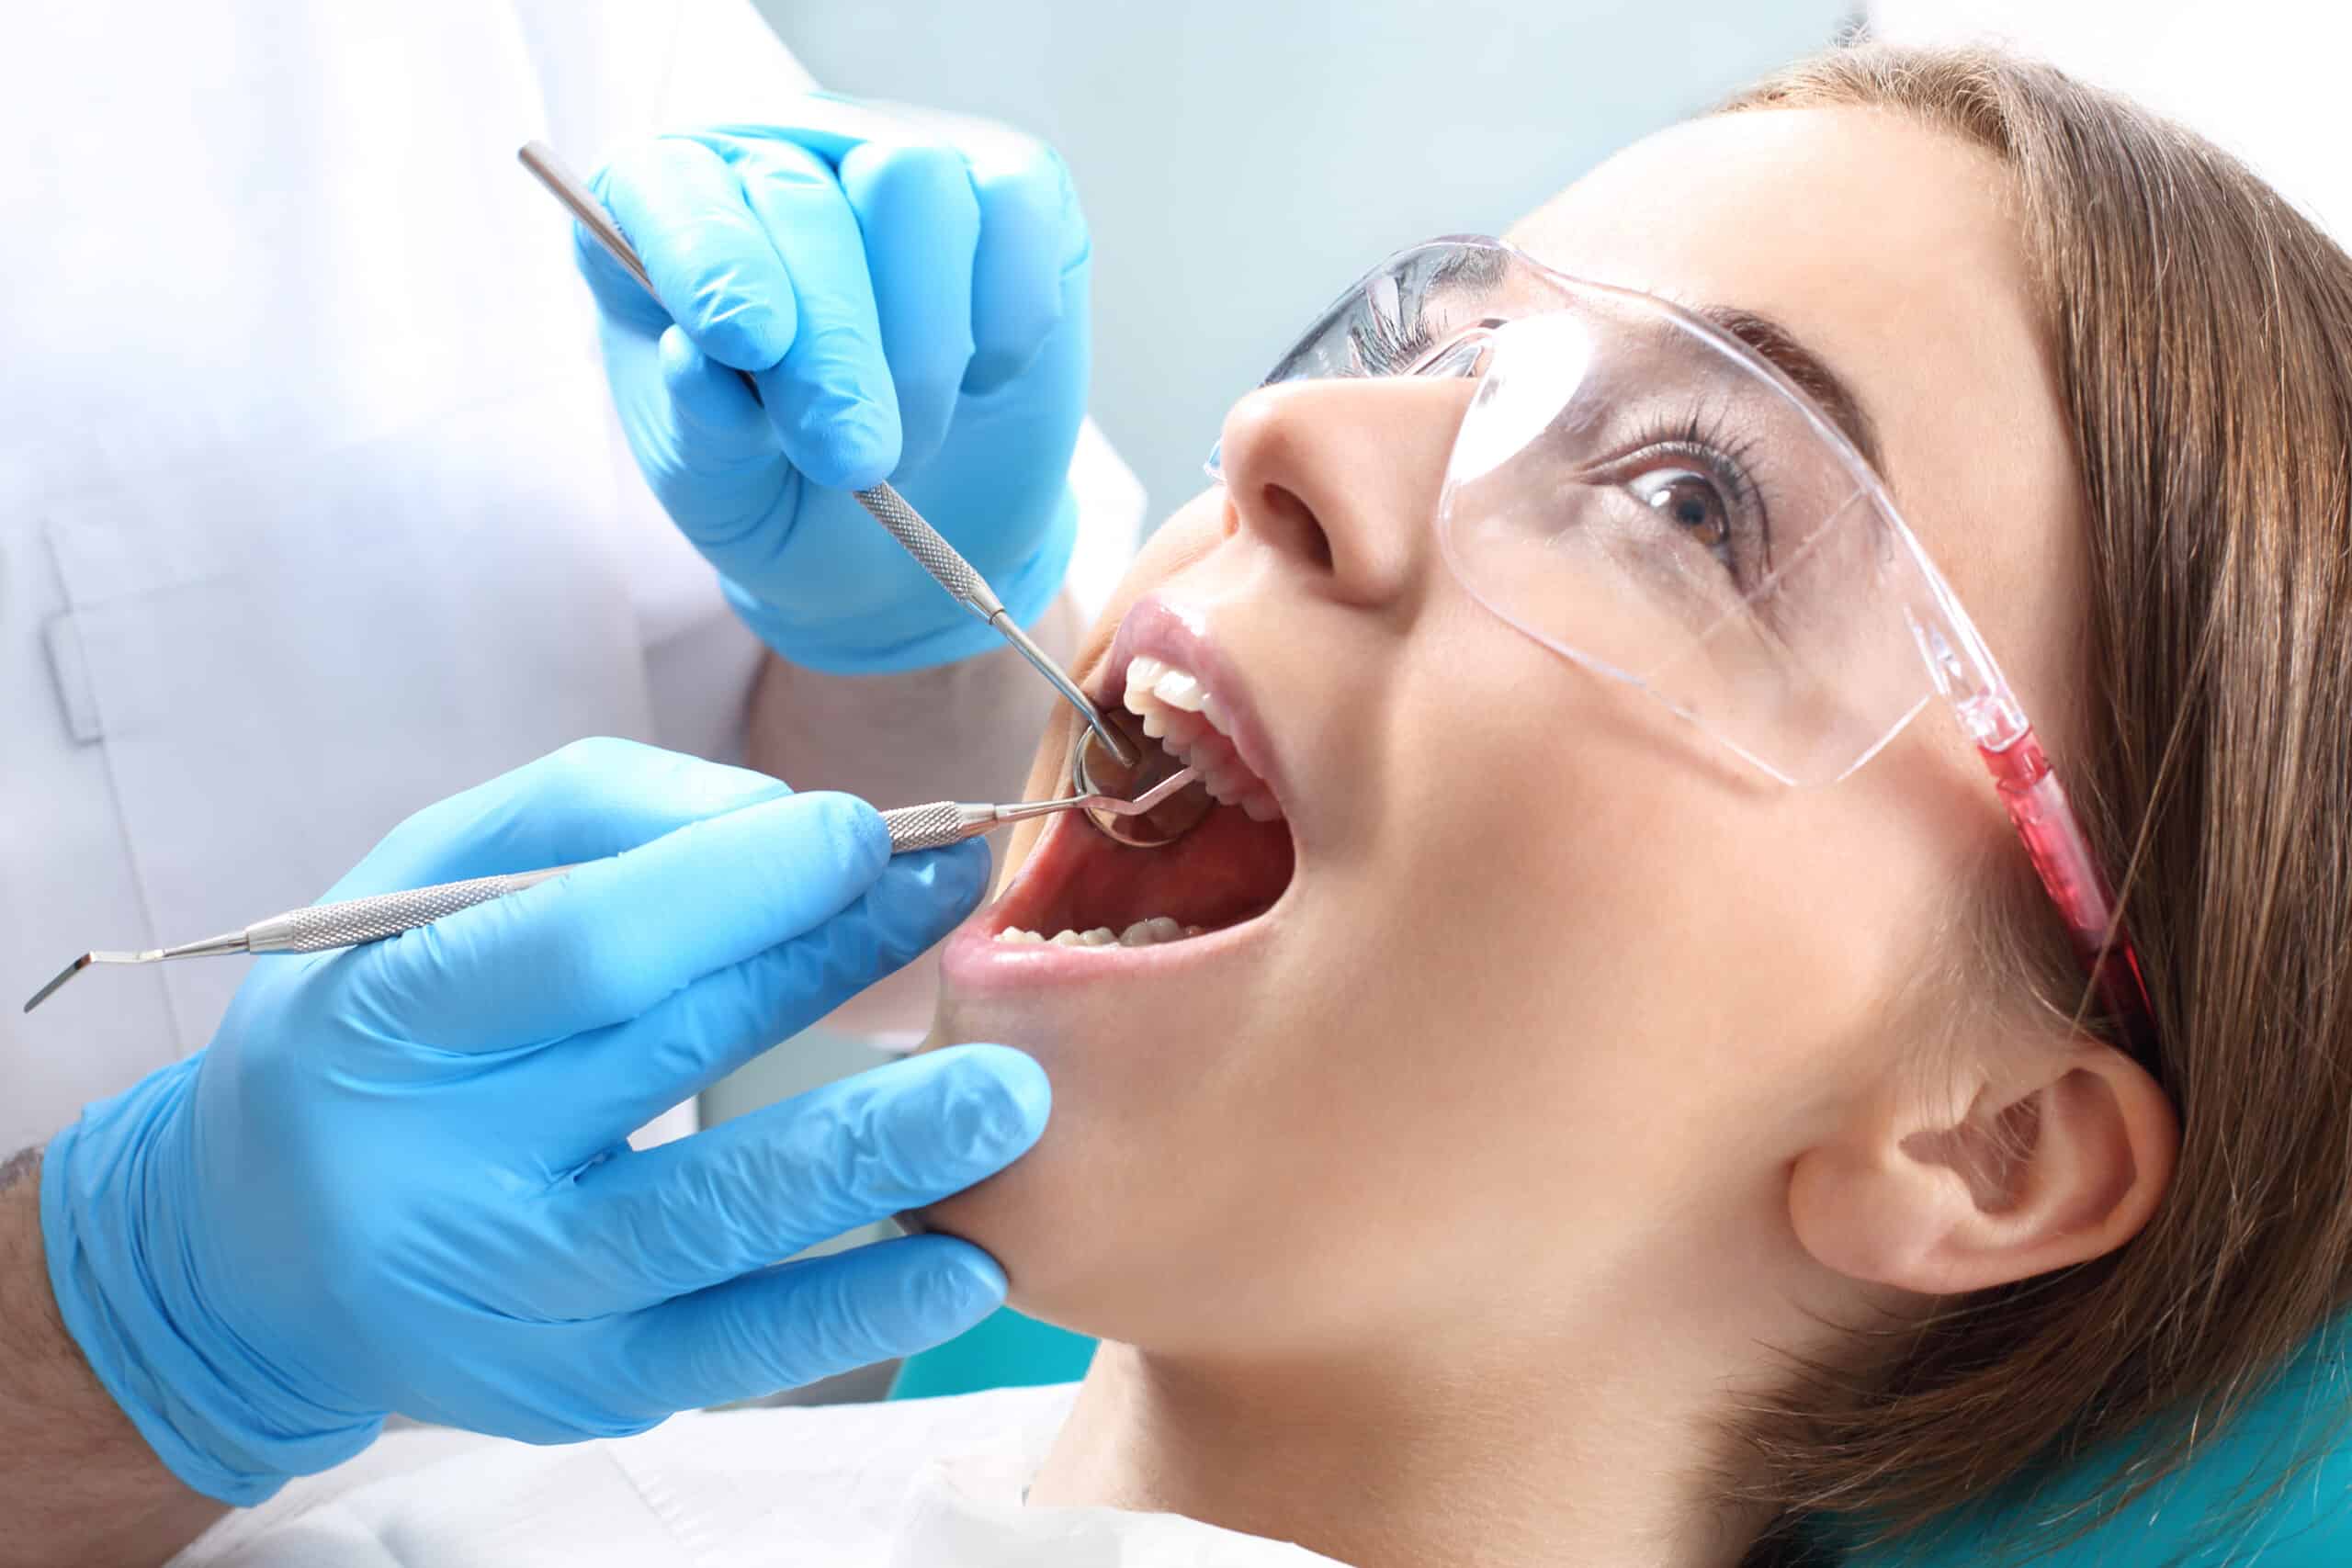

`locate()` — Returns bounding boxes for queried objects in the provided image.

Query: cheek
[1340,624,1944,1196]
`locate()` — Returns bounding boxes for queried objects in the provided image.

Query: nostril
[1259,481,1334,573]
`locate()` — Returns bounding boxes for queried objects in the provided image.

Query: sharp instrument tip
[1098,767,1200,816]
[24,953,96,1013]
[22,950,164,1013]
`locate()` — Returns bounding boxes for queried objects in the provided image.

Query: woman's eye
[1624,466,1736,565]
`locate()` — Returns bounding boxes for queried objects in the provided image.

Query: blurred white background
[1872,1,2352,250]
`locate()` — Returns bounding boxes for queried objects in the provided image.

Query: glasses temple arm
[1979,728,2158,1057]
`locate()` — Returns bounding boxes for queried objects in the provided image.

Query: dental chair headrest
[1832,1317,2352,1565]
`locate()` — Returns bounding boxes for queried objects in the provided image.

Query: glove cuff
[41,1060,381,1506]
[726,485,1081,675]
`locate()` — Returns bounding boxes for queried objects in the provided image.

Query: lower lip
[938,813,1280,998]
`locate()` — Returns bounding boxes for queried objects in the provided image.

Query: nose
[1211,376,1470,609]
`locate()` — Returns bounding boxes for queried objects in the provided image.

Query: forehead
[1507,106,2090,748]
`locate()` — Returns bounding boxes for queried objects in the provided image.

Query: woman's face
[919,107,2093,1354]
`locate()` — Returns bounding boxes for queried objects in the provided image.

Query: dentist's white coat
[171,1384,1345,1567]
[0,0,1141,1149]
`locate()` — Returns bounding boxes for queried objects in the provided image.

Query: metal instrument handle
[847,492,1131,765]
[852,484,1002,620]
[881,802,999,854]
[880,766,1201,855]
[243,865,579,954]
[517,142,653,296]
[519,147,994,611]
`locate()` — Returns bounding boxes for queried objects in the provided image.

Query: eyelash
[1349,309,1441,376]
[1601,409,1773,583]
[1631,412,1765,507]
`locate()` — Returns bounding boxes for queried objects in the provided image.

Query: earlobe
[1789,1042,2177,1298]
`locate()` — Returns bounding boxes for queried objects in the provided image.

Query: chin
[907,991,1168,1328]
[904,598,1317,1330]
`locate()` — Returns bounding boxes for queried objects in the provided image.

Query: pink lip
[1099,595,1289,809]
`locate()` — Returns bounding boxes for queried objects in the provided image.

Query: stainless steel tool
[1069,707,1216,848]
[20,770,1198,1013]
[872,764,1198,853]
[515,141,1136,768]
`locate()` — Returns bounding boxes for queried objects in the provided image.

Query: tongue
[1046,801,1295,934]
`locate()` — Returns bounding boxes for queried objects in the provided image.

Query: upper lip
[1096,595,1289,810]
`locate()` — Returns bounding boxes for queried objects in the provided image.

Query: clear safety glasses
[1208,236,2154,1053]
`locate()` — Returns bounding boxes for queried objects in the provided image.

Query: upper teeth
[1122,656,1282,821]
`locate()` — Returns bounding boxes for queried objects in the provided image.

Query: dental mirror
[1072,707,1216,847]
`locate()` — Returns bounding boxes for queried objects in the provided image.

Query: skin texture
[923,107,2178,1568]
[0,1159,228,1567]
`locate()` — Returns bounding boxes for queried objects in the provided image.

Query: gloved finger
[837,140,980,474]
[964,131,1087,393]
[386,1316,663,1446]
[341,790,888,1052]
[657,324,775,466]
[554,1043,1047,1295]
[324,738,790,902]
[570,187,672,342]
[533,840,991,1153]
[594,138,797,375]
[642,326,797,551]
[600,1234,1008,1414]
[722,136,900,491]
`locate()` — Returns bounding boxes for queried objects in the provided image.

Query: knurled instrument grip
[853,486,1002,617]
[245,866,576,953]
[880,801,999,854]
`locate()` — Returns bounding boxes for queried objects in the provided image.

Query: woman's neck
[1026,1324,1778,1568]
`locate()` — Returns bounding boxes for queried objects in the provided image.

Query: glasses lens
[1219,239,1945,784]
[1206,240,1532,480]
[1436,286,1937,784]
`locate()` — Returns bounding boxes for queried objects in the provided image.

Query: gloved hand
[582,97,1090,673]
[39,739,1047,1506]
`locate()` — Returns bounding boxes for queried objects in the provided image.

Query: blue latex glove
[39,739,1048,1506]
[582,97,1090,673]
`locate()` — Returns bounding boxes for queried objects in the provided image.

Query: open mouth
[978,642,1298,959]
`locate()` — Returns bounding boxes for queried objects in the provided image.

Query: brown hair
[1714,42,2352,1562]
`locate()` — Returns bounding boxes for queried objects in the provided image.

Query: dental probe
[19,770,1198,1014]
[515,141,1137,770]
[873,764,1198,853]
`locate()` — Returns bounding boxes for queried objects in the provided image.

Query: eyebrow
[1695,306,1888,479]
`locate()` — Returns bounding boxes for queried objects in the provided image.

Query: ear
[1788,1036,2178,1296]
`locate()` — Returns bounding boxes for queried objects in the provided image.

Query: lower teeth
[995,916,1206,947]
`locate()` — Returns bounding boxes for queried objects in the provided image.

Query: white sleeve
[656,0,818,123]
[508,0,815,156]
[1062,420,1150,626]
